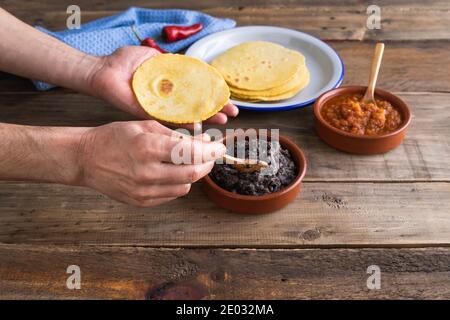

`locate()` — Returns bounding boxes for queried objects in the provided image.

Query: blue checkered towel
[33,7,235,90]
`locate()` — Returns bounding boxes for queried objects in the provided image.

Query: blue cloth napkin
[33,7,235,90]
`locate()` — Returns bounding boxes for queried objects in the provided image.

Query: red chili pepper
[140,38,167,53]
[163,23,203,42]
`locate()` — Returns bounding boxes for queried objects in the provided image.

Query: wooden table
[0,0,449,299]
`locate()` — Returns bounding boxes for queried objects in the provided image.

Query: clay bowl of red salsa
[313,86,412,155]
[202,132,307,214]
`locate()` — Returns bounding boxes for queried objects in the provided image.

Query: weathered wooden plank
[0,73,35,92]
[0,245,448,299]
[1,92,449,181]
[1,40,449,93]
[2,0,449,41]
[333,41,450,93]
[7,8,366,41]
[0,0,366,11]
[0,181,448,246]
[226,92,450,182]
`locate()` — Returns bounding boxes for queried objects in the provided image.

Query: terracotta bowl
[313,86,412,155]
[202,134,307,214]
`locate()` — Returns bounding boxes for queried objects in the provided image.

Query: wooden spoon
[222,154,269,173]
[362,43,385,105]
[216,130,269,173]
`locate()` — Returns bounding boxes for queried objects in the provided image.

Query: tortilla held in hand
[132,54,230,124]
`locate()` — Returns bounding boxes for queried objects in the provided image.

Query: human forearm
[0,8,102,95]
[0,120,226,207]
[0,123,86,185]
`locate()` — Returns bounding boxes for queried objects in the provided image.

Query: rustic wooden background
[0,0,449,299]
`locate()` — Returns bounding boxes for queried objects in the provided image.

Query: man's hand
[0,121,225,207]
[0,10,238,125]
[78,120,226,207]
[90,46,239,125]
[0,9,233,207]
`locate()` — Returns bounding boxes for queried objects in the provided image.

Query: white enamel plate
[185,26,344,111]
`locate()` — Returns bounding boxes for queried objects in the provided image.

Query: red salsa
[321,93,403,135]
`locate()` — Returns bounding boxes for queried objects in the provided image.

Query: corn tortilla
[132,54,229,123]
[211,41,305,91]
[231,68,310,102]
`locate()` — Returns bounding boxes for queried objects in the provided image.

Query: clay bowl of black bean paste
[203,131,307,214]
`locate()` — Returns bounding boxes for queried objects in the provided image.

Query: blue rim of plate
[187,26,345,112]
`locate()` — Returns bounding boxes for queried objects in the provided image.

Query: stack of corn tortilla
[211,41,310,102]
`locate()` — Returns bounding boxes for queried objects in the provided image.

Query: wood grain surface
[0,181,449,247]
[0,0,449,299]
[1,0,450,41]
[0,92,448,181]
[0,245,449,299]
[2,41,450,93]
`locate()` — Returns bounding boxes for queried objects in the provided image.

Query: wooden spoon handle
[223,154,246,165]
[222,154,268,167]
[363,43,385,102]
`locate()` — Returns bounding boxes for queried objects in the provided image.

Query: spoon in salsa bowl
[362,43,385,106]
